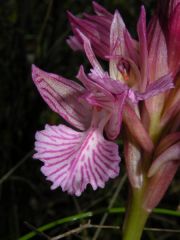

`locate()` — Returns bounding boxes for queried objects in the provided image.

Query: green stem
[122,189,149,240]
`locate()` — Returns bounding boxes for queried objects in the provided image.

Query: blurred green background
[0,0,179,239]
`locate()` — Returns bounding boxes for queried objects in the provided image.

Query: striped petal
[109,10,126,82]
[135,73,174,101]
[32,65,92,130]
[89,67,128,95]
[77,30,104,76]
[77,66,115,110]
[77,65,114,101]
[34,124,120,196]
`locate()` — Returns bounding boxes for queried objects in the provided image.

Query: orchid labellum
[32,1,179,239]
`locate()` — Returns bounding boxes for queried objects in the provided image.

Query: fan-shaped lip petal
[148,142,180,177]
[32,64,92,131]
[34,122,120,196]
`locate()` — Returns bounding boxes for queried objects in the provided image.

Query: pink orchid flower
[32,1,180,239]
[32,4,174,197]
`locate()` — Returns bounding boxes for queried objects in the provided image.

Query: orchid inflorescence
[32,0,179,215]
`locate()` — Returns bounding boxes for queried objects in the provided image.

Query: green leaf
[19,207,180,240]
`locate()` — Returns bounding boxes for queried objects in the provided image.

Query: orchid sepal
[32,64,92,131]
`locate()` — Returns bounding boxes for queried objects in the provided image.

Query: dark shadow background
[0,0,179,239]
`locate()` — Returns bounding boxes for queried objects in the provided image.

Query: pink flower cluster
[32,1,179,202]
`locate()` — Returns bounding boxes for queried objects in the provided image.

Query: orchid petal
[123,104,154,152]
[136,73,174,101]
[143,160,179,211]
[105,93,127,140]
[168,3,180,74]
[110,10,127,57]
[125,138,143,188]
[83,13,112,30]
[162,101,180,127]
[34,124,120,196]
[32,65,92,130]
[156,0,174,26]
[141,73,173,126]
[107,54,142,89]
[124,30,139,64]
[137,6,148,91]
[109,11,138,83]
[82,92,113,110]
[149,1,180,75]
[77,65,114,101]
[92,1,112,18]
[89,67,128,94]
[155,132,180,157]
[66,35,83,51]
[147,17,168,81]
[169,0,180,14]
[67,11,110,59]
[77,30,104,76]
[109,10,126,81]
[148,142,180,177]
